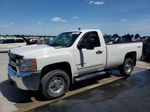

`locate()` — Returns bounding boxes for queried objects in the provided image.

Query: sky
[0,0,150,36]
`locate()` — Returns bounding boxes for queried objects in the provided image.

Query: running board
[74,71,107,82]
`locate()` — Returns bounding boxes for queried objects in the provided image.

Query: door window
[79,31,100,48]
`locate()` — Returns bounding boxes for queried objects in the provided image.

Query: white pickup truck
[8,29,142,99]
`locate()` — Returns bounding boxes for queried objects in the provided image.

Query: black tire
[140,54,145,61]
[120,58,134,76]
[41,69,70,99]
[105,69,112,76]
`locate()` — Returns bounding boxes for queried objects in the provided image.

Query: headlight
[19,59,37,72]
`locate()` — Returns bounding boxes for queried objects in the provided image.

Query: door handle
[96,50,103,54]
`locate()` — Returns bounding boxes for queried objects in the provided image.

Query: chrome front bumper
[8,66,41,90]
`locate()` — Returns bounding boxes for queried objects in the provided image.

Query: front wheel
[41,70,70,99]
[120,58,134,76]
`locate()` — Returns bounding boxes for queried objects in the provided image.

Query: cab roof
[65,29,101,33]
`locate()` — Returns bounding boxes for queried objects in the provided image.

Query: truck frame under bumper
[8,66,41,90]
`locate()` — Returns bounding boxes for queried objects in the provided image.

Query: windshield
[49,32,81,47]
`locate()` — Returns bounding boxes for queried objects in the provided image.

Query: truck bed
[105,42,143,68]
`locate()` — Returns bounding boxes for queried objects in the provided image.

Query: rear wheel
[120,58,134,76]
[41,70,70,99]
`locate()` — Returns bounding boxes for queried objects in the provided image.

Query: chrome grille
[8,52,23,72]
[9,58,17,72]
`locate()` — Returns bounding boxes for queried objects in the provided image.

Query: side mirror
[77,43,85,50]
[77,42,94,50]
[77,37,95,50]
[86,44,94,50]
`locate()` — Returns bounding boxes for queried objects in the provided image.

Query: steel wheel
[120,58,134,76]
[124,61,133,74]
[48,77,65,95]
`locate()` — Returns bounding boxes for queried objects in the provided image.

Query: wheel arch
[41,62,73,85]
[124,51,137,66]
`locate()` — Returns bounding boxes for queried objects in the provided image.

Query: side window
[15,39,25,43]
[80,32,100,48]
[5,39,15,43]
[80,34,88,47]
[89,32,100,47]
[0,39,4,44]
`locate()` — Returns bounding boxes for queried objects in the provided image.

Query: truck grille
[10,57,16,63]
[9,57,17,72]
[9,64,17,72]
[8,52,23,72]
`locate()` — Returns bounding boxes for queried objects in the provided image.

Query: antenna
[78,28,81,30]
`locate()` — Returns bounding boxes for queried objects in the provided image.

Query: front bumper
[8,66,41,90]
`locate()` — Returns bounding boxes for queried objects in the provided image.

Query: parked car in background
[23,37,46,45]
[143,38,150,59]
[0,38,26,52]
[38,38,54,45]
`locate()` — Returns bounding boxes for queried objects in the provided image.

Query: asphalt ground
[0,53,150,112]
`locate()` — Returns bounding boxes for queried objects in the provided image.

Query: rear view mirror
[86,44,94,50]
[77,36,95,50]
[77,42,94,50]
[77,43,85,50]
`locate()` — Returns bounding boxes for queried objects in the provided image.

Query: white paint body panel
[106,43,142,68]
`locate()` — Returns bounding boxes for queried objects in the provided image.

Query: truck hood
[10,45,55,58]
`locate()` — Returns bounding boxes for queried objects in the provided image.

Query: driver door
[74,31,106,75]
